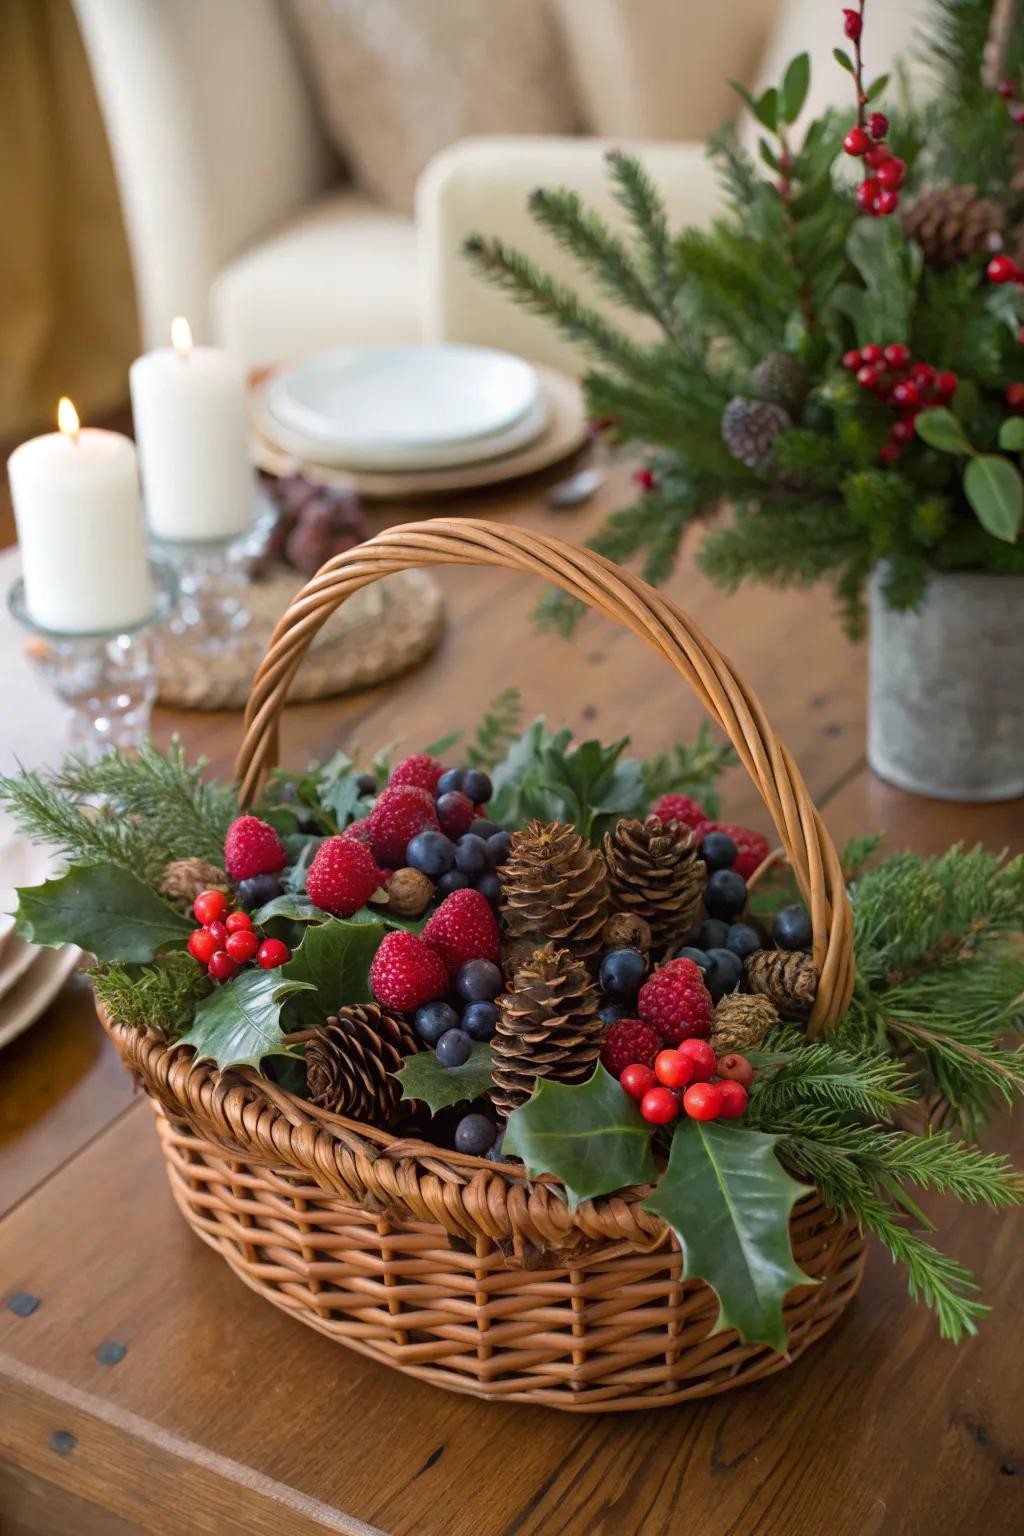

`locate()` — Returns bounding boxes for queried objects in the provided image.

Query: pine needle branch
[467,688,524,769]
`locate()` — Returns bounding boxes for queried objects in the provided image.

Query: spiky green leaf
[16,865,191,962]
[394,1041,494,1115]
[179,970,314,1071]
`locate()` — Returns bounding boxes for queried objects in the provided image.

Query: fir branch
[92,952,213,1040]
[605,150,677,324]
[749,1035,911,1120]
[0,765,150,873]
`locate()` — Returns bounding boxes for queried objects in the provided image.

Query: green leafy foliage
[502,1066,657,1210]
[179,970,314,1072]
[16,866,192,962]
[963,455,1024,541]
[394,1042,494,1115]
[91,951,212,1040]
[279,917,385,1027]
[642,1122,814,1351]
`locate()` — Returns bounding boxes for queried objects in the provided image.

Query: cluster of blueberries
[410,955,507,1160]
[406,767,510,907]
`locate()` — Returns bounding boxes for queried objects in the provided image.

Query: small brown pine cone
[744,950,818,1015]
[499,820,609,966]
[305,1004,420,1127]
[721,397,791,469]
[491,943,601,1121]
[378,867,434,918]
[603,815,705,953]
[710,992,779,1055]
[902,185,1006,270]
[601,911,653,954]
[158,857,230,908]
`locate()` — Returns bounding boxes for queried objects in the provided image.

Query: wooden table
[1,463,1022,1536]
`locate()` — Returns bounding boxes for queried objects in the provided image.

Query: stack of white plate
[256,344,550,473]
[0,831,79,1050]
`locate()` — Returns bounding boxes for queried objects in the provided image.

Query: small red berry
[842,348,863,371]
[892,380,919,408]
[208,950,239,983]
[226,929,259,964]
[188,927,219,965]
[193,889,226,925]
[856,363,882,390]
[879,443,901,464]
[682,1082,723,1121]
[205,920,228,948]
[641,1086,681,1125]
[225,910,252,933]
[257,937,292,970]
[868,111,889,140]
[717,1080,749,1119]
[935,370,958,398]
[633,466,657,492]
[874,187,899,216]
[843,126,871,157]
[620,1063,658,1101]
[843,8,862,41]
[890,418,914,445]
[678,1038,717,1082]
[1018,327,1024,346]
[988,254,1019,284]
[860,344,884,364]
[864,142,892,169]
[876,157,905,190]
[911,361,935,386]
[998,78,1016,100]
[1007,382,1024,411]
[883,343,910,368]
[1013,106,1024,126]
[654,1049,695,1090]
[716,1053,755,1086]
[854,179,877,212]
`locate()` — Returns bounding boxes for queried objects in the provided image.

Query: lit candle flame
[57,397,80,442]
[170,316,193,359]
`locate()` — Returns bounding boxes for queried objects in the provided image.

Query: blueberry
[414,1000,460,1046]
[456,958,504,1003]
[462,768,493,804]
[599,947,646,997]
[704,946,744,1001]
[700,831,738,873]
[726,923,762,961]
[599,1000,635,1026]
[455,1112,497,1156]
[463,1000,498,1040]
[436,1028,472,1067]
[469,818,501,839]
[486,830,511,864]
[278,781,299,803]
[436,768,464,796]
[295,810,320,835]
[705,869,748,921]
[485,1131,506,1162]
[475,869,502,905]
[773,903,813,951]
[437,869,472,895]
[406,830,456,877]
[696,918,730,950]
[355,772,377,797]
[673,945,710,973]
[454,833,490,874]
[238,873,284,911]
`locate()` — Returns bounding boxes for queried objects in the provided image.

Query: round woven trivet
[156,567,444,710]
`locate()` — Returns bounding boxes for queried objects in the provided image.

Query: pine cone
[721,397,791,469]
[710,992,779,1054]
[490,943,601,1121]
[752,352,808,415]
[305,1004,420,1127]
[902,185,1006,270]
[499,820,609,966]
[744,950,818,1015]
[158,857,230,907]
[602,816,705,952]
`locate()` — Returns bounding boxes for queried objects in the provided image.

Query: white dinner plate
[0,827,53,959]
[0,933,39,1001]
[0,943,80,1051]
[266,345,540,454]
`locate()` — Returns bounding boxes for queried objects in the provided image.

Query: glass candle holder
[8,565,176,759]
[150,492,275,657]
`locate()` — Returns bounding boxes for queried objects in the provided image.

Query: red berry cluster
[187,889,291,983]
[620,1043,754,1125]
[841,344,957,463]
[987,253,1024,289]
[996,76,1024,127]
[844,115,903,217]
[650,795,769,881]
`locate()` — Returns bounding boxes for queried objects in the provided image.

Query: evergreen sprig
[92,951,213,1039]
[466,687,524,769]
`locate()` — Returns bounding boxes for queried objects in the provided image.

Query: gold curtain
[0,0,137,441]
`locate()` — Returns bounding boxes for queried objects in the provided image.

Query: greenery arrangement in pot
[466,0,1024,802]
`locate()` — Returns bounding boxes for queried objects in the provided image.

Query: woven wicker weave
[100,519,865,1411]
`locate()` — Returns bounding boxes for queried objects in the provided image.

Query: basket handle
[235,520,853,1034]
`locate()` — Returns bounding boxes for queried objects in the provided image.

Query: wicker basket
[101,519,866,1411]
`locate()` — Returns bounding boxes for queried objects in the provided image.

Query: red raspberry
[709,823,770,881]
[435,790,475,839]
[650,794,707,831]
[370,930,448,1011]
[306,835,385,916]
[341,816,373,844]
[638,959,714,1044]
[389,754,443,794]
[421,888,501,972]
[224,815,287,882]
[600,1018,662,1078]
[368,784,439,867]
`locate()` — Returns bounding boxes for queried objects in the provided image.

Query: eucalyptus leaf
[641,1121,813,1352]
[502,1066,657,1211]
[964,456,1024,543]
[758,138,782,174]
[179,969,313,1071]
[780,53,810,123]
[914,409,972,456]
[998,417,1024,453]
[754,86,779,133]
[865,73,889,101]
[280,916,385,1025]
[394,1041,493,1115]
[15,865,191,962]
[832,46,854,74]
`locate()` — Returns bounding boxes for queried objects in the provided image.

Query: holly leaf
[179,969,313,1071]
[915,408,972,456]
[280,916,385,1025]
[999,418,1024,453]
[502,1066,657,1211]
[642,1122,813,1352]
[394,1041,493,1114]
[964,455,1024,542]
[15,865,191,961]
[252,893,321,925]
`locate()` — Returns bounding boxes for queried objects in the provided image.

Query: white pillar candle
[130,317,253,542]
[8,399,155,634]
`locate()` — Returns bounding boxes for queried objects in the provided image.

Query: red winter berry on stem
[864,143,892,169]
[654,1049,694,1090]
[421,887,501,972]
[879,443,901,464]
[368,784,439,867]
[868,111,889,140]
[306,835,385,916]
[633,466,657,491]
[225,910,252,933]
[935,371,958,398]
[641,1086,680,1126]
[843,126,870,157]
[257,937,292,970]
[856,362,882,391]
[601,1018,663,1077]
[842,348,862,371]
[370,930,448,1011]
[638,958,714,1044]
[389,754,443,795]
[226,929,258,964]
[205,920,228,948]
[208,951,238,984]
[855,179,878,212]
[193,889,226,925]
[842,8,862,41]
[998,78,1016,99]
[883,343,909,369]
[1007,383,1024,411]
[678,1038,717,1082]
[988,255,1019,285]
[224,816,287,882]
[892,380,919,408]
[874,187,899,216]
[188,927,219,965]
[619,1062,658,1101]
[682,1082,723,1121]
[876,157,905,190]
[717,1079,749,1118]
[860,344,883,365]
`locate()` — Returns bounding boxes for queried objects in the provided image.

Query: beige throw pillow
[287,0,578,215]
